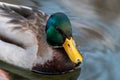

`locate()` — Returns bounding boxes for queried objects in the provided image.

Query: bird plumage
[0,2,81,74]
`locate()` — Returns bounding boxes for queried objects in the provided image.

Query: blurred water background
[0,0,120,80]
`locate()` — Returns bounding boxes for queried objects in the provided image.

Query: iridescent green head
[45,12,72,46]
[46,12,83,64]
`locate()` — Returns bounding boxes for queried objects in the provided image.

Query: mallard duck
[0,2,83,74]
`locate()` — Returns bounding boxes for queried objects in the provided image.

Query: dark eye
[55,27,62,34]
[55,26,59,30]
[55,27,61,34]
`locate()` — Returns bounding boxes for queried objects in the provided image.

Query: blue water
[0,0,120,80]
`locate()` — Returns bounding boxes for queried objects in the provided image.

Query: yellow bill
[63,37,83,64]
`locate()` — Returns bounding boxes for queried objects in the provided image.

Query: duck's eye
[55,27,67,38]
[55,27,63,35]
[55,26,58,30]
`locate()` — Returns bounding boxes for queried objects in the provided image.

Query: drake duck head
[32,13,83,74]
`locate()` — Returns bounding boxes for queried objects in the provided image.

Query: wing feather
[0,2,48,48]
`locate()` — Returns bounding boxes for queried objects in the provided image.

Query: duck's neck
[34,42,54,65]
[32,45,76,73]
